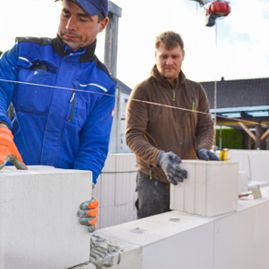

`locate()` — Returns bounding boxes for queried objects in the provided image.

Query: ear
[98,17,109,33]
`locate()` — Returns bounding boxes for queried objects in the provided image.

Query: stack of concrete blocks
[170,160,239,217]
[229,149,269,185]
[94,153,137,228]
[0,166,91,269]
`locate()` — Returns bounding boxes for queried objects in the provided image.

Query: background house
[201,77,269,150]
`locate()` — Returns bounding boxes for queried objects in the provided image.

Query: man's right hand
[197,148,219,161]
[0,126,27,170]
[157,151,188,185]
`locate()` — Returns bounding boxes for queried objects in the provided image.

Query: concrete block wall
[0,166,91,269]
[94,150,269,228]
[2,151,268,268]
[88,187,269,269]
[94,154,137,228]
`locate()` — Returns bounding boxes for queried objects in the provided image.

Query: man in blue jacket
[0,0,116,232]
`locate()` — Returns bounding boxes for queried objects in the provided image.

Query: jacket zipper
[192,97,196,111]
[149,167,153,180]
[172,89,176,102]
[68,88,76,122]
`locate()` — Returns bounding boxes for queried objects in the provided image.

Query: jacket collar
[52,36,96,62]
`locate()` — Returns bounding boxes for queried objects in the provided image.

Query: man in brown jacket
[126,31,218,219]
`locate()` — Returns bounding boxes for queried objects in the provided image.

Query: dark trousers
[135,171,170,219]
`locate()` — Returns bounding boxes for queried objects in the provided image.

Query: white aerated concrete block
[238,170,249,193]
[170,160,239,217]
[0,166,91,269]
[249,152,269,183]
[95,154,137,229]
[93,211,214,269]
[229,150,269,184]
[229,150,251,177]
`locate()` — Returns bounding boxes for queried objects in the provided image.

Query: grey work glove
[197,148,219,161]
[157,151,188,185]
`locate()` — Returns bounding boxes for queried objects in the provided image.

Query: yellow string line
[0,78,268,128]
[131,99,269,128]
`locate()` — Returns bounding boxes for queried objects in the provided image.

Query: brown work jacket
[125,66,214,184]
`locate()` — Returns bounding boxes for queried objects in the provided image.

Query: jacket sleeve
[125,84,161,166]
[0,45,18,128]
[73,84,116,184]
[195,84,214,150]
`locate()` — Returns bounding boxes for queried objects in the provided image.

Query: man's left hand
[197,148,219,161]
[77,197,99,233]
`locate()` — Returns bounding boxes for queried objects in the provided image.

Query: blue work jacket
[0,37,116,183]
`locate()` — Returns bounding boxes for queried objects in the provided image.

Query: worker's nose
[65,16,76,31]
[165,57,173,65]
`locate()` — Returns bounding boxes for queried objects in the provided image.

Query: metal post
[219,125,223,149]
[104,2,121,77]
[214,80,217,133]
[213,22,218,148]
[104,1,122,153]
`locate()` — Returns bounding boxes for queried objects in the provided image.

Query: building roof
[200,77,269,128]
[201,77,269,109]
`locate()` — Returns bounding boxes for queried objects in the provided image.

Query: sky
[1,0,269,88]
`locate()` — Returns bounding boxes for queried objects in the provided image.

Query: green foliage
[215,128,243,149]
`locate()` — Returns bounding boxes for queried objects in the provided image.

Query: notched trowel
[239,184,262,199]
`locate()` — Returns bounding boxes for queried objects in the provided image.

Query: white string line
[0,78,268,128]
[0,78,114,97]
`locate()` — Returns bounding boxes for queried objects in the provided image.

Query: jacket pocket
[14,59,57,114]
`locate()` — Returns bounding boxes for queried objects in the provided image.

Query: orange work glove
[0,126,28,170]
[77,197,99,233]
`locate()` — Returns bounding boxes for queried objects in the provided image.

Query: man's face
[155,43,185,82]
[58,0,108,50]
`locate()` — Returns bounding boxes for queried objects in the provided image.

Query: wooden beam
[260,128,269,141]
[238,122,257,141]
